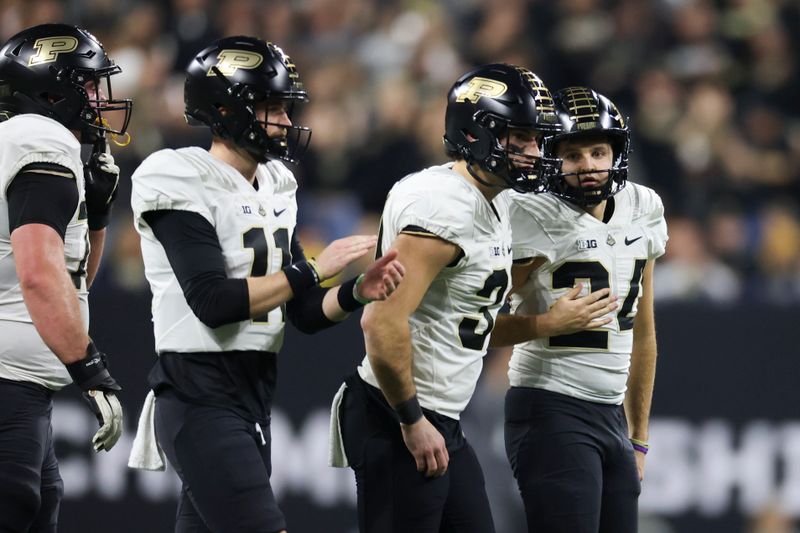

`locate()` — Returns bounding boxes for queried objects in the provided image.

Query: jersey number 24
[550,259,647,349]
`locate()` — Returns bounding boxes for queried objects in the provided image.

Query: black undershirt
[7,164,78,239]
[143,209,336,422]
[143,210,250,329]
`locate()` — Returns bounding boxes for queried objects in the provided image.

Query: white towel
[327,382,349,468]
[127,390,166,471]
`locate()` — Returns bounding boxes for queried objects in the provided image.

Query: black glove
[84,138,120,230]
[65,341,123,452]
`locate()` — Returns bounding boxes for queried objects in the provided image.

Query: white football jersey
[0,114,88,390]
[358,164,513,420]
[508,183,668,404]
[131,147,298,354]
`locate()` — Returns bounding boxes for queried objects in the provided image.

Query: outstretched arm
[319,249,405,323]
[284,234,404,333]
[143,209,382,328]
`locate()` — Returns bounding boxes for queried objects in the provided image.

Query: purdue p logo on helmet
[184,36,311,165]
[27,36,78,66]
[443,64,561,193]
[208,50,263,77]
[454,77,508,104]
[0,23,132,143]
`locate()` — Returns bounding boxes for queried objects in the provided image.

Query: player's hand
[357,249,405,301]
[314,235,378,282]
[547,283,618,336]
[401,416,449,478]
[634,450,646,480]
[84,138,120,230]
[84,389,123,452]
[65,342,123,452]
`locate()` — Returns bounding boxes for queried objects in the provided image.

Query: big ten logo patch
[490,243,512,257]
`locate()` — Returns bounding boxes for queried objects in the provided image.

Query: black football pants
[0,378,62,533]
[154,392,285,533]
[340,375,495,533]
[505,386,641,533]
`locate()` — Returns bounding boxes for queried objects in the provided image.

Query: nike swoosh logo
[274,208,286,217]
[625,236,643,246]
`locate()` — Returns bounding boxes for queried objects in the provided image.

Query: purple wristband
[632,443,649,454]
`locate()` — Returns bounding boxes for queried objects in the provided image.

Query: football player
[502,87,668,533]
[127,36,404,533]
[0,23,130,531]
[328,64,616,533]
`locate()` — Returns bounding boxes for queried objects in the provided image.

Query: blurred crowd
[3,0,799,303]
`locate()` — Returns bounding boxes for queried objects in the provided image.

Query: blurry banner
[54,282,798,533]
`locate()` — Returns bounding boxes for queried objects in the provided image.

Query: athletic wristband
[393,394,423,425]
[630,438,649,454]
[307,258,321,281]
[337,274,372,312]
[87,209,111,231]
[65,341,121,392]
[283,260,320,296]
[353,274,372,305]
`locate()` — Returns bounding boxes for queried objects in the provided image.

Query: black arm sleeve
[142,210,250,329]
[285,232,337,334]
[7,164,79,240]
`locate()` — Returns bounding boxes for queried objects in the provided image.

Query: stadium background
[4,0,799,531]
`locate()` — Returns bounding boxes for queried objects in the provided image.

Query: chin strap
[466,162,505,190]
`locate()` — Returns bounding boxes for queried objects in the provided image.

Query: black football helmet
[184,36,311,164]
[544,87,630,206]
[443,63,561,193]
[0,24,132,143]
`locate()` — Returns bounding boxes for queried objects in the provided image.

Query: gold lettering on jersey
[455,77,508,103]
[28,36,79,66]
[209,50,263,76]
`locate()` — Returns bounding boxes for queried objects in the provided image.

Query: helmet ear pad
[450,112,508,172]
[208,100,250,141]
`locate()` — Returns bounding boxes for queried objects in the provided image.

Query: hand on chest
[552,224,649,322]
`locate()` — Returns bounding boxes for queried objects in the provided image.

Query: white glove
[85,389,124,452]
[66,342,124,452]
